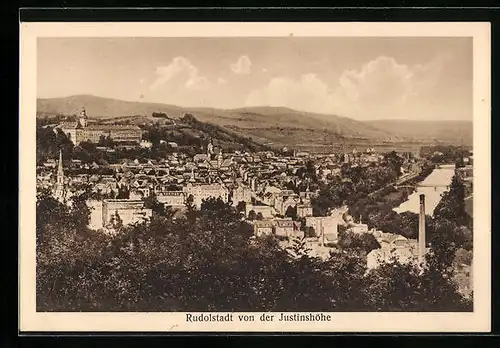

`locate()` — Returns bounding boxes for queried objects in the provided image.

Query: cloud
[246,55,444,119]
[246,73,335,114]
[262,68,268,73]
[230,55,252,75]
[217,77,228,84]
[338,56,419,104]
[149,56,210,91]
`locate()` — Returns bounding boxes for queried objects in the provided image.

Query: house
[183,182,229,208]
[273,219,302,239]
[156,191,185,206]
[366,232,426,270]
[140,140,153,148]
[349,223,369,234]
[96,199,153,231]
[297,203,313,218]
[306,216,340,241]
[253,220,274,237]
[246,204,275,219]
[231,184,253,206]
[275,194,300,216]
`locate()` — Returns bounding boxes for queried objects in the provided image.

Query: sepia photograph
[19,22,491,332]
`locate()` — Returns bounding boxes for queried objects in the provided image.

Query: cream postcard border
[19,22,491,332]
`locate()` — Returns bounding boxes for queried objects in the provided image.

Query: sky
[37,37,472,121]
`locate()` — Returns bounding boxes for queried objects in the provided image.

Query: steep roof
[254,220,274,228]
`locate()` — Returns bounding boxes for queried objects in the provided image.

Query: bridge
[394,184,450,190]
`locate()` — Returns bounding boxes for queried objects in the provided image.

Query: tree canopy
[36,191,472,312]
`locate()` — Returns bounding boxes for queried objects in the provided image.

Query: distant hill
[37,95,472,146]
[365,119,473,146]
[37,95,187,120]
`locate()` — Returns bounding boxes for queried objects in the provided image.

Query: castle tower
[78,107,88,128]
[54,149,65,201]
[418,194,427,264]
[207,139,214,156]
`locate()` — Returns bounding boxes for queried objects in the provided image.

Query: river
[393,164,456,217]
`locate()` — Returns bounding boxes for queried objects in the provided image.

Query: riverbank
[393,164,456,217]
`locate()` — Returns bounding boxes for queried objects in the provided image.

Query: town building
[246,204,275,219]
[253,220,274,237]
[297,203,313,218]
[305,216,340,244]
[101,199,152,229]
[156,191,185,207]
[87,198,152,231]
[273,219,302,239]
[183,182,229,208]
[231,184,253,206]
[349,223,369,234]
[366,233,420,270]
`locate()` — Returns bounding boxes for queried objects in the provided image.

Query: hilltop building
[57,107,142,145]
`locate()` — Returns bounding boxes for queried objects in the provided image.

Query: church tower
[189,168,196,183]
[78,107,88,128]
[54,149,65,202]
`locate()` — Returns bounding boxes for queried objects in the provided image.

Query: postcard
[19,21,491,332]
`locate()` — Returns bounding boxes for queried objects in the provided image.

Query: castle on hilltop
[56,107,142,145]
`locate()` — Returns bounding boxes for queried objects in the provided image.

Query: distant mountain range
[365,119,473,145]
[37,95,472,146]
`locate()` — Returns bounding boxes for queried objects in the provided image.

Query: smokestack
[418,194,426,264]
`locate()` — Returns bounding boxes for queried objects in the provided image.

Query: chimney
[418,194,426,264]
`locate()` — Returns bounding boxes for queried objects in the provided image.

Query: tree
[285,205,297,219]
[98,135,107,147]
[248,210,256,221]
[363,255,470,312]
[105,135,115,148]
[383,151,404,176]
[337,230,381,254]
[116,186,130,199]
[36,186,473,313]
[454,248,473,267]
[143,194,166,217]
[236,201,246,213]
[305,226,316,238]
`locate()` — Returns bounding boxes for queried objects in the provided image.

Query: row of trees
[420,145,471,164]
[36,189,472,312]
[311,161,399,217]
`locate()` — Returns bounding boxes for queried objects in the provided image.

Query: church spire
[54,149,65,201]
[57,149,64,184]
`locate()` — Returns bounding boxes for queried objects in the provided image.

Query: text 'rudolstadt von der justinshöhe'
[186,313,332,322]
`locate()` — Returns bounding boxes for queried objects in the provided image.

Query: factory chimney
[418,193,426,264]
